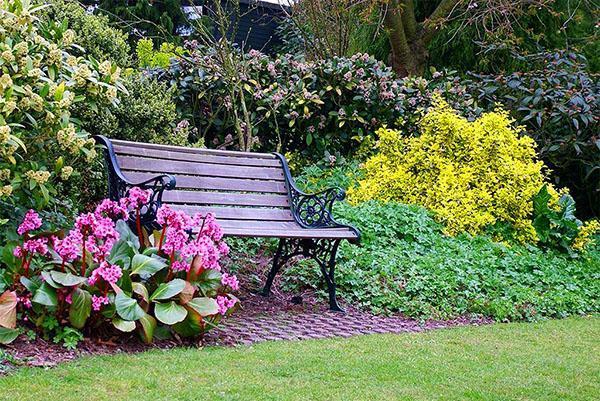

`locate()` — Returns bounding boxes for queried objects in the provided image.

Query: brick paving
[204,292,489,346]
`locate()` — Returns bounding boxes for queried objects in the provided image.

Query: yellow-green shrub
[348,96,552,242]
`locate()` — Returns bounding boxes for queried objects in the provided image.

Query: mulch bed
[0,250,492,373]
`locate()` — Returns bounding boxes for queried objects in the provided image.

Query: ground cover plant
[0,317,598,400]
[0,188,238,347]
[283,201,599,320]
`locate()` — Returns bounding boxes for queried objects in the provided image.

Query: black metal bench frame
[95,135,360,311]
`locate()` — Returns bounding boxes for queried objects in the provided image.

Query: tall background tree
[285,0,599,76]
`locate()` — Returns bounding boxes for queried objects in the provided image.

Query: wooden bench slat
[111,139,276,159]
[216,220,301,230]
[170,204,295,221]
[221,227,358,239]
[123,172,288,194]
[162,190,290,207]
[118,156,285,181]
[113,145,282,168]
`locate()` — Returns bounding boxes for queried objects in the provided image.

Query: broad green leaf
[40,271,61,288]
[20,276,40,293]
[68,289,91,329]
[0,327,19,344]
[138,313,156,344]
[50,271,87,287]
[173,307,203,337]
[0,290,17,329]
[130,254,167,278]
[187,297,219,317]
[115,291,145,321]
[32,282,58,307]
[112,317,136,333]
[132,282,149,303]
[154,301,188,325]
[150,279,186,301]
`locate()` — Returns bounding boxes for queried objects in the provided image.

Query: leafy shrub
[136,38,184,68]
[43,0,131,67]
[159,47,479,156]
[282,201,600,321]
[83,73,185,145]
[0,1,123,240]
[467,51,599,217]
[0,189,238,346]
[348,96,552,243]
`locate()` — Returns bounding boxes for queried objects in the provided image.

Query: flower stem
[158,225,167,252]
[136,208,143,244]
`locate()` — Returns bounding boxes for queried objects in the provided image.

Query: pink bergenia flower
[221,273,239,291]
[18,209,42,235]
[65,292,73,304]
[121,187,152,209]
[19,296,32,309]
[216,295,237,315]
[95,199,128,220]
[91,295,110,311]
[217,241,230,256]
[23,238,49,255]
[13,246,23,258]
[53,234,80,262]
[171,260,190,272]
[72,212,120,262]
[88,261,122,285]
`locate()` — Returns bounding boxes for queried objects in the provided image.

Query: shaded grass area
[1,317,598,401]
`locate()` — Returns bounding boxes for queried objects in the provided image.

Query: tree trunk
[384,0,427,77]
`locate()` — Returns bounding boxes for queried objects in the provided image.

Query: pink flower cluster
[91,295,110,311]
[216,295,237,315]
[14,237,49,258]
[221,273,239,291]
[121,187,151,209]
[17,210,42,236]
[156,205,228,273]
[88,261,123,286]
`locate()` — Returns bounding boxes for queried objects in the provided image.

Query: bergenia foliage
[0,188,238,345]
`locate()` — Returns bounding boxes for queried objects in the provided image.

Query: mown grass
[1,316,598,401]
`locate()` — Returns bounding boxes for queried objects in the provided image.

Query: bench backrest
[109,139,296,231]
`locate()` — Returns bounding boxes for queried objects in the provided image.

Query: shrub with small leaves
[0,0,124,237]
[348,96,556,243]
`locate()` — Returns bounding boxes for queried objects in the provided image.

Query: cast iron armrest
[272,153,360,240]
[93,135,176,227]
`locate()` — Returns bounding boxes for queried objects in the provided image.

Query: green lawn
[1,317,598,401]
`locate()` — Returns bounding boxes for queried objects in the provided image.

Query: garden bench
[94,136,360,311]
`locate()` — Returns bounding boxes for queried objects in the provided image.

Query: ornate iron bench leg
[315,239,344,312]
[261,238,286,296]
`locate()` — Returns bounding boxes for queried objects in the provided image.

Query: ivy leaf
[150,279,186,301]
[154,301,188,325]
[69,288,91,329]
[115,291,145,321]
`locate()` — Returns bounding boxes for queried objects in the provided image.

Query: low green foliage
[283,201,600,320]
[0,318,598,400]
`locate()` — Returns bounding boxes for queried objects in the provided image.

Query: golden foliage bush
[348,96,552,242]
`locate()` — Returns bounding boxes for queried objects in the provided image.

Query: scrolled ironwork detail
[94,135,176,230]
